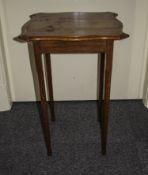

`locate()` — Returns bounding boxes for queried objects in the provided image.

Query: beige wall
[0,0,11,110]
[2,0,148,101]
[142,6,148,108]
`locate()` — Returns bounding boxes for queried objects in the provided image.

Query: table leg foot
[101,146,107,155]
[47,148,52,156]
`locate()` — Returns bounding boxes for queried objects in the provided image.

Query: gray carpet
[0,100,148,175]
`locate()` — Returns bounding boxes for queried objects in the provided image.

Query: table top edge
[15,33,129,43]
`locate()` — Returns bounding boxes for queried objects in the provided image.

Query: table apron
[39,40,107,53]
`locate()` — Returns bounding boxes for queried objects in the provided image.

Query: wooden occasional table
[17,12,129,156]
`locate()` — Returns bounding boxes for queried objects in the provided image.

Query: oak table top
[18,12,129,41]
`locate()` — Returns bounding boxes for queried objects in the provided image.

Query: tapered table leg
[98,53,105,122]
[45,53,55,122]
[33,42,52,156]
[101,41,114,155]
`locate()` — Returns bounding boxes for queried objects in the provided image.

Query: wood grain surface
[18,12,128,41]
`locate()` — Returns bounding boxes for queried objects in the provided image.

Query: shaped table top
[18,12,129,41]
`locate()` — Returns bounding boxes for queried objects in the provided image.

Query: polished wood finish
[33,41,52,156]
[40,40,107,53]
[18,12,128,41]
[98,53,105,122]
[45,53,55,121]
[101,40,114,155]
[17,12,129,156]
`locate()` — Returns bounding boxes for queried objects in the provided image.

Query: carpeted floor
[0,100,148,175]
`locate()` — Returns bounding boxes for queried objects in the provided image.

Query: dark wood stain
[18,12,129,41]
[16,12,129,156]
